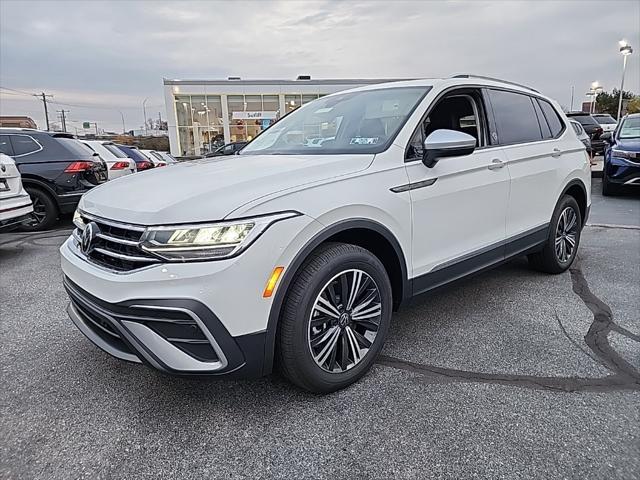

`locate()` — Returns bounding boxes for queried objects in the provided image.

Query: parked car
[592,113,617,133]
[0,153,33,232]
[0,129,107,230]
[140,149,167,167]
[61,76,590,393]
[569,119,591,152]
[155,151,178,164]
[601,113,640,195]
[205,141,248,157]
[112,145,155,171]
[80,141,136,180]
[566,113,604,154]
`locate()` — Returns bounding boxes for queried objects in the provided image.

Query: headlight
[140,211,300,261]
[73,209,85,230]
[611,149,637,161]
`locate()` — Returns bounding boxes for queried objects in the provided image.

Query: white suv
[61,76,591,392]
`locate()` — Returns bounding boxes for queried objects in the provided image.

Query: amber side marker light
[263,266,285,298]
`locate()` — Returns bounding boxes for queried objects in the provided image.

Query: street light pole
[617,41,633,121]
[142,98,149,136]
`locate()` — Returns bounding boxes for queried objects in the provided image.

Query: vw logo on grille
[81,222,99,255]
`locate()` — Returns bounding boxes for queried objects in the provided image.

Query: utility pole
[570,86,574,112]
[142,98,149,136]
[57,109,69,132]
[158,111,162,132]
[33,92,53,130]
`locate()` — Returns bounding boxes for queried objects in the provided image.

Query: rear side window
[532,100,552,139]
[103,144,128,158]
[488,90,542,145]
[571,122,584,135]
[10,135,41,156]
[538,100,564,137]
[0,135,14,156]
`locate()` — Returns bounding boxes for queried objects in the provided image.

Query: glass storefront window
[177,126,194,156]
[175,95,192,126]
[302,94,319,105]
[285,94,302,114]
[190,95,207,128]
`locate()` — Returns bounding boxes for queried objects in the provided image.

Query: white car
[140,149,167,167]
[0,153,33,232]
[80,140,137,180]
[592,114,617,133]
[569,119,591,152]
[61,76,591,392]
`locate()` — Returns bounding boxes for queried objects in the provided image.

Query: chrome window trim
[8,134,44,158]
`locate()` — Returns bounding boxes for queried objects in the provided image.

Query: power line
[0,86,35,96]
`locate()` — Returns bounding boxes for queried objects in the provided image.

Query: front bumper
[605,155,640,185]
[64,277,265,376]
[60,213,321,376]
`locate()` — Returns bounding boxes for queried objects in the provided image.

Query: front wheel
[528,195,582,274]
[277,243,392,393]
[602,170,620,196]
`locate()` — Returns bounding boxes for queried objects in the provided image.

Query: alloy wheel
[555,206,578,263]
[31,197,46,225]
[308,269,382,373]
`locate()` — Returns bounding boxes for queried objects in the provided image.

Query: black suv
[0,129,107,230]
[566,113,605,154]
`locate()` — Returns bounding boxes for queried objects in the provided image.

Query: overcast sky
[1,0,639,132]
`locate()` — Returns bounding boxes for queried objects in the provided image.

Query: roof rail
[451,74,539,93]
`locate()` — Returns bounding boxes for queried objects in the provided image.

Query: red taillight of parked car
[137,161,154,170]
[111,161,130,170]
[64,161,94,173]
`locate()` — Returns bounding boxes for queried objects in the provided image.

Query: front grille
[73,213,160,272]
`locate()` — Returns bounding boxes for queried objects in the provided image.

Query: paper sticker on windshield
[350,137,379,145]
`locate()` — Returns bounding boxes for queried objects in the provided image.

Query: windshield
[619,116,640,139]
[594,115,616,124]
[241,86,430,155]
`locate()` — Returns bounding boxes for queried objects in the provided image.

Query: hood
[80,154,374,225]
[616,138,640,151]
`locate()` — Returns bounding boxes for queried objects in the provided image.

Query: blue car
[602,113,640,195]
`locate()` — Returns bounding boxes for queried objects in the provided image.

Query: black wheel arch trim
[262,218,410,375]
[559,178,589,226]
[21,177,61,207]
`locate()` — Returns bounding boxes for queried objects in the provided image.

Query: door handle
[487,158,505,170]
[551,148,562,158]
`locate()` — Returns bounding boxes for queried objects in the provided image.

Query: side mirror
[423,129,476,168]
[600,131,612,142]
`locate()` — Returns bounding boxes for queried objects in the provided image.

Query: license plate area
[0,179,9,192]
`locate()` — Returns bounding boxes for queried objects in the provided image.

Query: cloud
[1,0,638,131]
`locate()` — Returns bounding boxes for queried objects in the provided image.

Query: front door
[404,90,510,295]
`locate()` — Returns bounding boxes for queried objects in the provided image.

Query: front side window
[406,91,486,161]
[241,86,430,156]
[10,135,41,156]
[619,116,640,139]
[489,90,544,145]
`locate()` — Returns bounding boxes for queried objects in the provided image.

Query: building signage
[232,111,277,120]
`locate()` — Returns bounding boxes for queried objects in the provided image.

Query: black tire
[602,170,620,196]
[277,242,392,393]
[528,195,582,274]
[20,187,59,232]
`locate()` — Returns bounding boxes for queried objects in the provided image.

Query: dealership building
[163,77,402,157]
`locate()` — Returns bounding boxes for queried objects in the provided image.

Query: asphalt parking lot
[1,182,639,480]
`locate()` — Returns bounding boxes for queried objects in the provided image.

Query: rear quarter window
[538,100,564,137]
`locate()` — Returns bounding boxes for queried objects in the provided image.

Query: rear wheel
[277,243,392,393]
[528,195,581,274]
[20,187,58,231]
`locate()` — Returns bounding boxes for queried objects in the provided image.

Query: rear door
[487,89,574,253]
